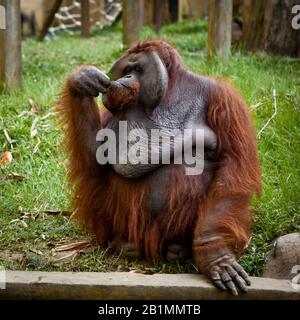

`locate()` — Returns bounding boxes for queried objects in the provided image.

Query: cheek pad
[138,52,168,108]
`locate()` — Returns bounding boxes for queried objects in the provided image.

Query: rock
[263,232,300,280]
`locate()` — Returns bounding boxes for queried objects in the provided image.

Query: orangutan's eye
[123,66,131,76]
[124,66,131,74]
[134,65,142,73]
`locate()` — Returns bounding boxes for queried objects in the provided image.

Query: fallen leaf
[129,269,145,274]
[9,218,20,224]
[18,98,39,117]
[56,239,69,245]
[29,248,43,255]
[28,98,39,113]
[54,240,91,252]
[30,118,39,139]
[20,211,35,220]
[20,220,28,228]
[70,208,79,220]
[0,151,12,165]
[9,218,28,228]
[51,250,78,264]
[1,173,25,181]
[40,111,57,120]
[44,209,71,216]
[11,253,24,262]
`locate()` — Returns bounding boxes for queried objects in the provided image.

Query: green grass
[0,20,299,275]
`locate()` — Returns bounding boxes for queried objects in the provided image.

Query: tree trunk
[144,0,169,27]
[36,0,62,41]
[243,0,300,57]
[0,0,22,88]
[81,0,90,38]
[122,0,144,48]
[184,0,208,20]
[208,0,233,64]
[0,0,5,85]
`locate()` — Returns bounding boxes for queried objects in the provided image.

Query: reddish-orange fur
[57,40,261,273]
[193,80,261,272]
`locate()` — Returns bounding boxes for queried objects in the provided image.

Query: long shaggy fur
[57,40,261,267]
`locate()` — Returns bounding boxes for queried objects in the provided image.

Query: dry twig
[257,89,278,139]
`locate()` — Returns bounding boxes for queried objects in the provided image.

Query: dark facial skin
[104,51,169,112]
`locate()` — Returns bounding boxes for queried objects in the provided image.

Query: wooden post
[242,0,299,56]
[0,0,22,89]
[208,0,232,64]
[143,0,169,27]
[185,0,208,20]
[170,0,180,23]
[81,0,90,37]
[0,1,4,29]
[0,0,5,85]
[36,0,62,41]
[122,0,144,48]
[154,0,162,32]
